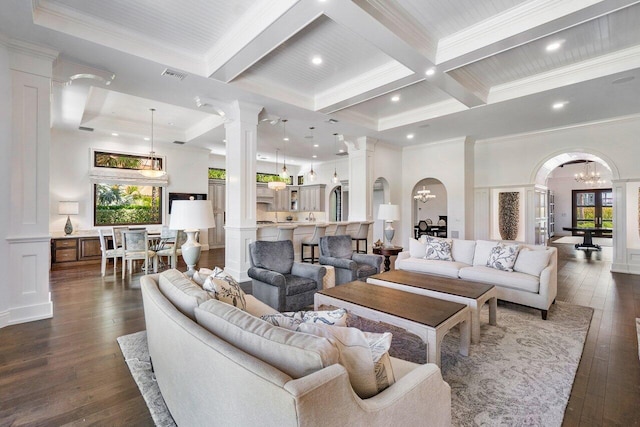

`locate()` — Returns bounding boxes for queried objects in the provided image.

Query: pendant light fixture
[280,119,289,180]
[139,108,166,178]
[268,149,286,191]
[308,126,316,182]
[331,133,340,184]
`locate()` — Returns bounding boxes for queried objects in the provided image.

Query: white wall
[402,138,469,246]
[0,42,11,321]
[50,128,210,235]
[372,143,403,244]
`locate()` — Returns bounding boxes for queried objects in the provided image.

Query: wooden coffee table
[367,270,497,344]
[315,281,470,367]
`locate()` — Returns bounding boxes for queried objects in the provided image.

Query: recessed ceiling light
[339,149,344,153]
[111,133,118,136]
[312,155,317,158]
[313,144,319,147]
[546,41,563,52]
[223,139,227,143]
[168,122,174,126]
[311,56,323,65]
[391,94,400,102]
[144,137,150,141]
[283,137,289,141]
[407,133,415,139]
[552,101,567,110]
[425,68,436,76]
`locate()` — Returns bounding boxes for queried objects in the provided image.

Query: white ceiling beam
[207,1,324,83]
[323,1,486,107]
[438,0,640,71]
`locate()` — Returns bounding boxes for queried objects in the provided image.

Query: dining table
[562,226,612,251]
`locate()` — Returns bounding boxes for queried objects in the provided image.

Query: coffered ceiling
[2,0,640,164]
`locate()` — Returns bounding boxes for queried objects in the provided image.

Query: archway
[329,185,346,222]
[411,178,447,238]
[534,151,616,248]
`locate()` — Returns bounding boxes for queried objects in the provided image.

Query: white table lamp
[378,203,400,247]
[169,199,216,277]
[58,201,79,235]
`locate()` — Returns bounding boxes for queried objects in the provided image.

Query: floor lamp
[169,199,216,277]
[378,203,400,247]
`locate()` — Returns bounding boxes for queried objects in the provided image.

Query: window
[94,184,162,226]
[572,189,613,236]
[92,150,163,226]
[208,167,292,184]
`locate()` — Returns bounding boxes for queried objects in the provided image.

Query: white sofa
[396,238,557,319]
[140,270,452,427]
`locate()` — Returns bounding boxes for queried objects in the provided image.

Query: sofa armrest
[319,256,357,271]
[247,267,285,288]
[352,253,383,270]
[396,251,410,263]
[291,263,326,288]
[538,247,558,308]
[284,362,451,426]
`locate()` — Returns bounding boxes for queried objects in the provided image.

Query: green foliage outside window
[94,184,161,226]
[94,151,162,171]
[209,168,292,184]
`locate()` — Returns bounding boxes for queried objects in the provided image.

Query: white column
[347,136,376,221]
[2,40,58,327]
[611,179,628,273]
[223,101,262,282]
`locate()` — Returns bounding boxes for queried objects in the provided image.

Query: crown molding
[32,0,206,76]
[477,112,640,144]
[437,0,599,64]
[8,38,58,62]
[378,99,467,131]
[489,45,640,104]
[402,135,468,152]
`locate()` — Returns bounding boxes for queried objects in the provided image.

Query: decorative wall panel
[499,192,519,240]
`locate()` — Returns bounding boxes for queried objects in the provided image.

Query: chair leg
[153,256,158,273]
[311,245,315,264]
[122,258,126,279]
[101,256,106,277]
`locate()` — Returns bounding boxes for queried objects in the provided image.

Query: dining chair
[416,220,429,238]
[122,229,157,278]
[155,227,179,270]
[98,229,123,276]
[112,226,129,251]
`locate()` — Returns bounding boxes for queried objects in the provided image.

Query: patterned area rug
[118,301,592,427]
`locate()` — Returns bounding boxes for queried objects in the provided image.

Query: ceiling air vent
[173,140,186,145]
[161,68,187,81]
[335,151,348,156]
[78,126,94,132]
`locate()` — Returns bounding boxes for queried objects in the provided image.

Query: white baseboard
[7,301,53,326]
[0,311,9,329]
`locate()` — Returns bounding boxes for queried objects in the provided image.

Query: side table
[372,246,403,272]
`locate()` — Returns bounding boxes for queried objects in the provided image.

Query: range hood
[257,197,273,204]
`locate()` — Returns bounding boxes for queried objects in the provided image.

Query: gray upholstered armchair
[248,240,326,312]
[319,235,383,285]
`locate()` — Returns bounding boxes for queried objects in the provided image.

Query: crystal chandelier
[139,108,166,178]
[414,186,436,203]
[574,161,604,185]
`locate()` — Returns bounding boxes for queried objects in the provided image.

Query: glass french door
[572,189,613,236]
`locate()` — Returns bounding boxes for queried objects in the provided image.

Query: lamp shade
[58,201,79,215]
[378,203,399,221]
[169,200,216,231]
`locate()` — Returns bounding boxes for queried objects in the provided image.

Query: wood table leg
[489,296,497,326]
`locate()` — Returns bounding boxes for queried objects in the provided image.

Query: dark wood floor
[0,243,638,426]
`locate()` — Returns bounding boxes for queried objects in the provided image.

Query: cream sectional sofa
[396,238,557,319]
[140,270,452,427]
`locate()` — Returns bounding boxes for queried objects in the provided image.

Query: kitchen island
[256,222,361,261]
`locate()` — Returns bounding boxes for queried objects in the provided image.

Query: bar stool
[276,225,295,242]
[301,224,328,263]
[352,221,373,254]
[333,222,349,236]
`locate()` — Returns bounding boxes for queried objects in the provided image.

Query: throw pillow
[261,309,348,331]
[203,267,247,310]
[192,268,213,286]
[408,238,427,258]
[424,236,453,261]
[513,248,552,277]
[297,323,395,398]
[486,243,520,272]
